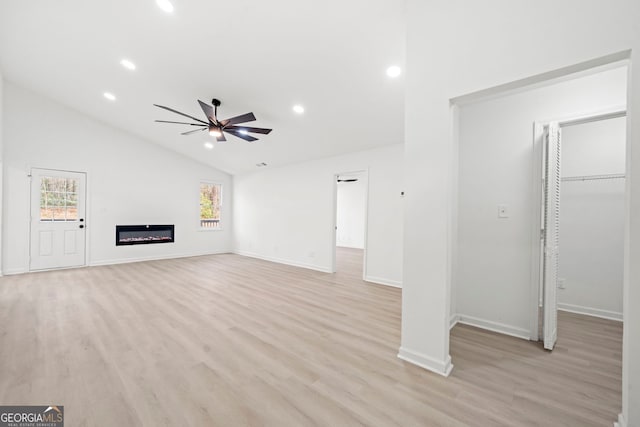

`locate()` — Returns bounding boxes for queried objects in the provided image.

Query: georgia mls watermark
[0,406,63,427]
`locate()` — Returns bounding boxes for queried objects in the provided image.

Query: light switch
[498,204,509,218]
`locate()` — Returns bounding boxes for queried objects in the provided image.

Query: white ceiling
[0,0,406,175]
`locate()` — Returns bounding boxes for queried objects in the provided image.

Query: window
[40,176,79,221]
[200,182,222,229]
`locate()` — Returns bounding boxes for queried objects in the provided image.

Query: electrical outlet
[557,278,566,289]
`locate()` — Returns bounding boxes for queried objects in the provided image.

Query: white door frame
[29,167,88,271]
[331,169,369,279]
[529,107,627,340]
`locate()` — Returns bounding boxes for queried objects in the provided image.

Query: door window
[40,176,79,221]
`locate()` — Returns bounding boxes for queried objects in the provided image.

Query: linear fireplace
[116,224,175,246]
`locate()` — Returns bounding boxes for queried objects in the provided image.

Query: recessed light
[204,142,214,150]
[120,59,136,70]
[103,92,116,101]
[156,0,174,13]
[386,65,402,78]
[293,105,305,114]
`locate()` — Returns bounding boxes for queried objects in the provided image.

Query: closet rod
[561,173,626,182]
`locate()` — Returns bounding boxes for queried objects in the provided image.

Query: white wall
[404,2,639,423]
[336,174,366,249]
[0,71,3,275]
[455,67,627,339]
[2,82,232,274]
[559,117,626,320]
[233,144,403,287]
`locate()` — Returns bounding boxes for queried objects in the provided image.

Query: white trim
[449,314,460,330]
[337,243,365,250]
[4,266,87,275]
[233,250,333,273]
[558,303,623,322]
[3,250,253,275]
[3,268,29,276]
[457,314,531,340]
[89,250,230,267]
[529,122,546,341]
[451,51,630,106]
[199,181,223,231]
[331,169,369,276]
[362,171,370,282]
[330,175,338,273]
[614,413,627,427]
[364,275,402,288]
[397,347,453,377]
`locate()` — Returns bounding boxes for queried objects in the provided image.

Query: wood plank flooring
[0,248,622,426]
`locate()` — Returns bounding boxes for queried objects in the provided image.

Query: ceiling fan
[154,98,272,142]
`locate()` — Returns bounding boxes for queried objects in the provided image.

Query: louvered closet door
[543,122,561,350]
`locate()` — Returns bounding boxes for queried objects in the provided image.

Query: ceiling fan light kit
[154,98,272,143]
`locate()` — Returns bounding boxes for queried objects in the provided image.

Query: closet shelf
[561,173,626,182]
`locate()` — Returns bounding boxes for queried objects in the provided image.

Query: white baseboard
[336,244,365,250]
[614,413,627,427]
[233,250,333,273]
[456,314,531,340]
[449,314,460,330]
[3,251,232,276]
[89,250,231,267]
[397,347,453,377]
[3,267,28,276]
[558,303,623,322]
[364,275,402,288]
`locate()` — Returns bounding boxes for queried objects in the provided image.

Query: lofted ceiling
[0,0,406,175]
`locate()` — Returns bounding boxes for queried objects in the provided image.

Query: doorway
[534,111,626,349]
[332,170,368,279]
[29,168,87,271]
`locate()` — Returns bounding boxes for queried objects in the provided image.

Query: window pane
[200,183,221,228]
[39,176,79,221]
[41,209,53,220]
[65,202,78,220]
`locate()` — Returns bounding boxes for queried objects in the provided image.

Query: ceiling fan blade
[220,112,256,126]
[226,129,258,142]
[197,100,216,124]
[154,104,209,125]
[216,133,227,142]
[156,120,207,126]
[181,127,207,136]
[225,125,272,135]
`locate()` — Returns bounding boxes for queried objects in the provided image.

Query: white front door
[30,168,87,271]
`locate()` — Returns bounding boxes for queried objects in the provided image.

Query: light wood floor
[0,248,622,426]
